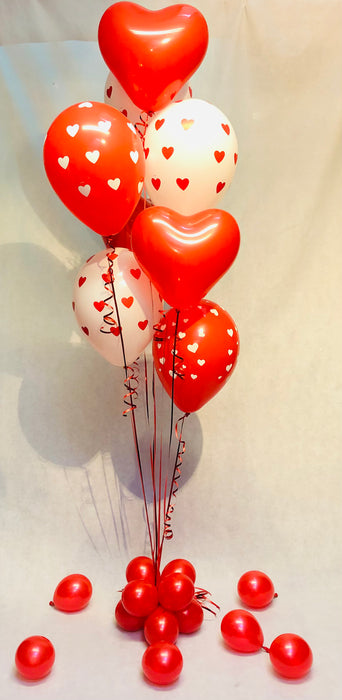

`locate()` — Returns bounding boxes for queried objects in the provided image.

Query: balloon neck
[49,601,55,607]
[274,592,279,599]
[262,645,270,654]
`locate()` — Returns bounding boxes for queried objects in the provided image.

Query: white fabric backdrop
[1,1,341,698]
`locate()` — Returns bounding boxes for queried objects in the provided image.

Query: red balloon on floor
[176,599,204,634]
[221,609,264,653]
[237,570,276,608]
[269,633,313,679]
[144,606,179,645]
[115,600,146,632]
[158,572,195,612]
[121,580,158,617]
[126,556,155,584]
[15,636,55,680]
[50,573,92,612]
[142,642,183,685]
[161,559,196,584]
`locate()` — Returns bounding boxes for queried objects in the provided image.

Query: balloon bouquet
[43,2,240,684]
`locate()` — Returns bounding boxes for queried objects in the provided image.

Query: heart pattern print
[43,102,145,237]
[144,98,238,215]
[153,300,239,413]
[73,248,163,367]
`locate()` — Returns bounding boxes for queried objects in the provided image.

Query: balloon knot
[49,601,55,607]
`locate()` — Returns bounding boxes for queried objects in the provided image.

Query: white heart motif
[130,150,139,164]
[191,374,197,379]
[187,343,198,353]
[78,102,93,108]
[169,370,177,378]
[178,332,186,339]
[138,181,144,194]
[228,349,233,355]
[227,328,234,336]
[197,359,205,366]
[226,364,233,372]
[66,124,79,137]
[160,357,165,365]
[107,178,120,190]
[210,308,219,316]
[127,122,137,134]
[78,184,91,197]
[85,150,100,164]
[98,120,111,132]
[58,156,69,169]
[198,328,205,337]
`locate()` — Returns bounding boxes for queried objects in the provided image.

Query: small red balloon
[237,570,276,608]
[15,636,55,680]
[122,580,158,617]
[144,606,179,645]
[158,572,195,612]
[269,633,313,679]
[50,573,92,612]
[126,556,155,584]
[176,599,204,634]
[221,609,264,653]
[142,642,183,685]
[161,559,196,584]
[115,600,146,632]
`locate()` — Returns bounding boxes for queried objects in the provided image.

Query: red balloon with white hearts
[153,300,239,413]
[144,98,238,215]
[73,248,162,366]
[43,101,144,237]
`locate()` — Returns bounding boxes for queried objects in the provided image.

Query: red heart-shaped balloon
[153,301,239,413]
[98,3,208,112]
[131,206,240,309]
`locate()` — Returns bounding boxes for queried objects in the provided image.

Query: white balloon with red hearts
[73,248,163,367]
[144,98,238,215]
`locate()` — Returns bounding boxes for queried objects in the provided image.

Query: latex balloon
[50,573,92,612]
[158,573,195,612]
[161,559,196,584]
[144,606,179,645]
[115,600,146,631]
[131,206,240,309]
[144,99,238,215]
[153,301,239,413]
[126,556,155,584]
[98,3,208,112]
[73,248,163,367]
[43,101,144,237]
[269,634,313,679]
[15,636,55,680]
[176,599,204,634]
[104,71,193,131]
[102,196,152,251]
[221,610,264,653]
[121,580,158,617]
[237,570,276,609]
[142,641,183,685]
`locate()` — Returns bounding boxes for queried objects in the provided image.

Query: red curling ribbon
[163,412,188,542]
[194,587,220,615]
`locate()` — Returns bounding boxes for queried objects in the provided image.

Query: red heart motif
[121,296,134,308]
[106,85,112,98]
[130,268,141,280]
[110,326,122,336]
[102,272,112,284]
[138,319,148,331]
[78,276,86,287]
[98,4,208,112]
[153,301,239,413]
[82,326,89,335]
[131,206,240,309]
[176,178,189,191]
[152,178,161,191]
[162,146,174,160]
[216,182,226,193]
[221,123,230,135]
[144,147,149,159]
[214,150,225,163]
[155,119,165,131]
[72,301,75,311]
[94,300,105,312]
[234,153,238,164]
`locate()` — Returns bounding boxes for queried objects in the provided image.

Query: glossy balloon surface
[237,570,276,609]
[115,600,146,632]
[176,599,204,634]
[142,642,183,685]
[51,573,92,612]
[126,556,155,584]
[121,580,158,617]
[144,606,179,645]
[98,3,208,112]
[15,636,55,680]
[158,573,195,612]
[269,634,313,679]
[221,609,264,653]
[161,559,196,584]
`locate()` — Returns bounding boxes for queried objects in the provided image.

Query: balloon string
[169,309,181,450]
[195,587,220,615]
[161,412,189,548]
[102,249,155,559]
[135,111,154,148]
